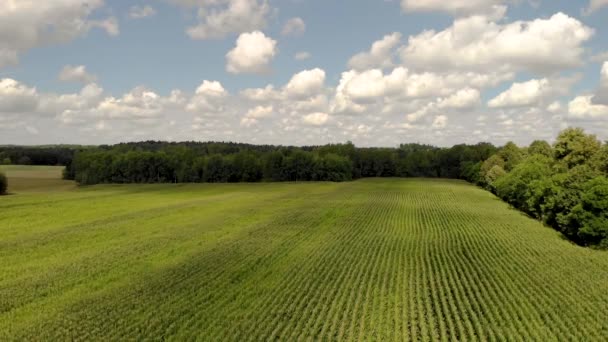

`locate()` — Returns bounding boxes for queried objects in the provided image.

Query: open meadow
[0,165,75,193]
[0,168,607,340]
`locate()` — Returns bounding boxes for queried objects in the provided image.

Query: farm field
[0,165,75,193]
[1,173,607,340]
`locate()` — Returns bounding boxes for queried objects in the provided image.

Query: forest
[1,127,606,248]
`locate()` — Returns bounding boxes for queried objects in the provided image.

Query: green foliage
[0,172,7,195]
[498,141,524,171]
[480,155,506,188]
[68,141,496,185]
[554,127,601,168]
[528,140,553,157]
[481,128,608,248]
[313,153,353,182]
[570,177,608,247]
[459,161,482,184]
[494,156,552,214]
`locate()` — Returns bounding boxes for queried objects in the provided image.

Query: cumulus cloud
[129,5,157,19]
[58,65,97,84]
[302,112,329,126]
[183,0,271,39]
[331,67,511,114]
[489,78,551,108]
[43,83,105,122]
[281,17,306,36]
[0,0,118,68]
[0,79,39,113]
[241,105,273,126]
[241,85,282,102]
[401,0,509,17]
[488,77,577,108]
[400,13,594,74]
[96,87,165,120]
[187,80,228,113]
[226,31,277,74]
[246,105,273,119]
[348,32,402,71]
[437,88,480,109]
[547,101,563,113]
[284,68,326,99]
[568,96,608,119]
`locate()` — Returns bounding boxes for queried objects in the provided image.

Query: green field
[1,169,607,340]
[0,165,75,193]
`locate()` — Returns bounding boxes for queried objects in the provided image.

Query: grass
[0,169,607,340]
[0,165,75,193]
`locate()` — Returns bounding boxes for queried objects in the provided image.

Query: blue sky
[1,0,608,146]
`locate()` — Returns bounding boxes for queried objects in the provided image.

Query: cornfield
[1,179,607,340]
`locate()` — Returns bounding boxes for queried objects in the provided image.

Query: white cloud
[348,32,402,71]
[97,87,164,120]
[187,80,228,112]
[547,101,562,113]
[583,0,608,15]
[185,0,271,40]
[129,5,157,19]
[568,96,608,119]
[241,105,273,126]
[432,115,448,129]
[284,68,326,99]
[0,0,117,68]
[488,77,576,108]
[58,65,97,84]
[400,13,594,74]
[240,85,282,102]
[295,52,311,61]
[226,31,277,74]
[0,79,39,113]
[43,83,105,120]
[281,17,306,36]
[488,78,551,108]
[302,112,329,126]
[332,67,511,114]
[246,105,273,119]
[401,0,509,17]
[437,88,480,109]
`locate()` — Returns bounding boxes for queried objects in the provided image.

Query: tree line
[63,142,496,185]
[0,146,76,166]
[474,128,608,249]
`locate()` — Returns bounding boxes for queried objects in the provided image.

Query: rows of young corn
[1,179,607,340]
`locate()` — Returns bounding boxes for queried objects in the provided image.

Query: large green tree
[554,127,601,168]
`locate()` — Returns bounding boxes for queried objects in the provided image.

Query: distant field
[0,177,607,340]
[0,165,75,193]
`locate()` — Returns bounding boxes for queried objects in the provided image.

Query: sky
[1,0,608,147]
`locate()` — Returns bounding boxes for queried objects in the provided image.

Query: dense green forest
[2,128,606,248]
[61,141,496,184]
